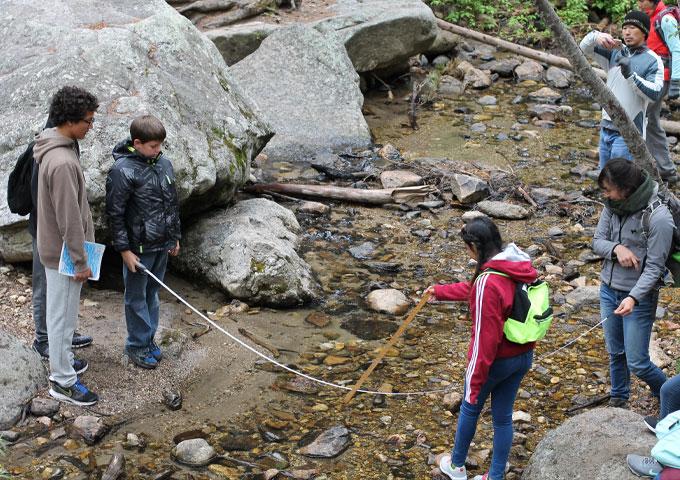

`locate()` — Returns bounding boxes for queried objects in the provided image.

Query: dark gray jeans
[646,80,677,179]
[32,236,47,345]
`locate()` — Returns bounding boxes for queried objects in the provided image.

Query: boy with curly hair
[35,85,99,406]
[106,115,181,369]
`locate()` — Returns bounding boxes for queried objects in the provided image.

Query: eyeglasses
[80,117,95,125]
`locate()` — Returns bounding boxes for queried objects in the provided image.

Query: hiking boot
[627,454,662,477]
[438,454,467,480]
[663,174,680,185]
[72,358,88,375]
[608,397,628,408]
[643,415,658,433]
[72,332,93,349]
[125,348,158,369]
[49,379,98,406]
[148,341,162,362]
[32,340,49,359]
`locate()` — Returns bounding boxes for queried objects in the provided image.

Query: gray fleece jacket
[34,128,94,271]
[580,31,664,135]
[592,183,674,301]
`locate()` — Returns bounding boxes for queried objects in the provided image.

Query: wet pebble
[349,241,375,260]
[512,411,532,423]
[470,122,487,133]
[297,201,330,215]
[72,415,109,446]
[163,389,182,411]
[298,426,352,458]
[0,430,19,442]
[172,438,215,466]
[478,95,497,106]
[366,289,410,315]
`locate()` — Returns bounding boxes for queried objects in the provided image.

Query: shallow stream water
[8,61,680,480]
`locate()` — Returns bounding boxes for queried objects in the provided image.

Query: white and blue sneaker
[438,454,467,480]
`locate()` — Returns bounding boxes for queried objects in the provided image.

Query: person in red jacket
[430,217,537,480]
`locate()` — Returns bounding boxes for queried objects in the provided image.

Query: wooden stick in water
[343,291,431,404]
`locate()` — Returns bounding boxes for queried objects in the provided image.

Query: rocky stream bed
[2,38,680,480]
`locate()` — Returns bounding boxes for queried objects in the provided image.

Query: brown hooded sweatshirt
[34,128,94,271]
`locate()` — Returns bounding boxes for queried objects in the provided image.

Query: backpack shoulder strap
[655,7,680,47]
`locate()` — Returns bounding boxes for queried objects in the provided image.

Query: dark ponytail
[460,217,503,282]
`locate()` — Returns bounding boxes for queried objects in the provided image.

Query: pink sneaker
[438,454,467,480]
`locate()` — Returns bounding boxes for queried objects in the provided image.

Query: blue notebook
[58,241,105,281]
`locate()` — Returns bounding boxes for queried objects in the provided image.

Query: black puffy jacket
[106,139,181,254]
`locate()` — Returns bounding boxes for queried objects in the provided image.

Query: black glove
[669,79,680,100]
[617,56,632,79]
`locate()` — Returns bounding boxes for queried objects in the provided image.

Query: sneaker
[626,454,663,477]
[438,454,467,480]
[72,358,88,375]
[72,332,93,349]
[643,415,658,433]
[32,340,49,359]
[125,348,158,369]
[148,341,162,362]
[49,379,98,406]
[472,474,489,480]
[608,397,628,408]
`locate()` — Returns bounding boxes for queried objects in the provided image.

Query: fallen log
[437,19,606,80]
[244,183,438,205]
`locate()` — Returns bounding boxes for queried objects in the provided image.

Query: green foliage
[426,0,636,42]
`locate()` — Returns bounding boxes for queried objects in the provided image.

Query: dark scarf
[606,170,655,216]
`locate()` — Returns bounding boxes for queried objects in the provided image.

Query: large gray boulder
[523,408,656,480]
[0,331,46,429]
[173,198,319,306]
[206,22,279,66]
[0,0,272,262]
[314,0,437,73]
[230,24,370,163]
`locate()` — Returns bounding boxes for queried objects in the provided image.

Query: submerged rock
[72,415,110,445]
[172,438,216,467]
[366,289,410,315]
[349,241,376,260]
[438,75,465,98]
[298,426,352,458]
[528,87,562,104]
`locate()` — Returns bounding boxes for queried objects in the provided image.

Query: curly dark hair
[48,86,99,126]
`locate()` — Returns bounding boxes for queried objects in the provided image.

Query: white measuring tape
[139,263,606,397]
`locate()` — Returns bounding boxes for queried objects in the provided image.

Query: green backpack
[476,269,553,344]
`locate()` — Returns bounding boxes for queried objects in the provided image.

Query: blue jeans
[661,374,680,419]
[123,250,167,353]
[601,284,667,400]
[599,127,633,169]
[451,350,533,480]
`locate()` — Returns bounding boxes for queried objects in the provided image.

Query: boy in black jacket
[106,115,181,369]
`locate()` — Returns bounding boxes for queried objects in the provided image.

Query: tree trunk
[534,0,660,179]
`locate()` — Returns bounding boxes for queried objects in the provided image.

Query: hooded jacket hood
[481,243,538,284]
[33,128,76,165]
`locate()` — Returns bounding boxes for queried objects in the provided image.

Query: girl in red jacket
[429,217,537,480]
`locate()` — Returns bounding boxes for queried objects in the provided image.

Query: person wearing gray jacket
[580,10,664,169]
[593,158,672,408]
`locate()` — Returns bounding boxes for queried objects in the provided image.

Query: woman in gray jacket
[593,158,672,407]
